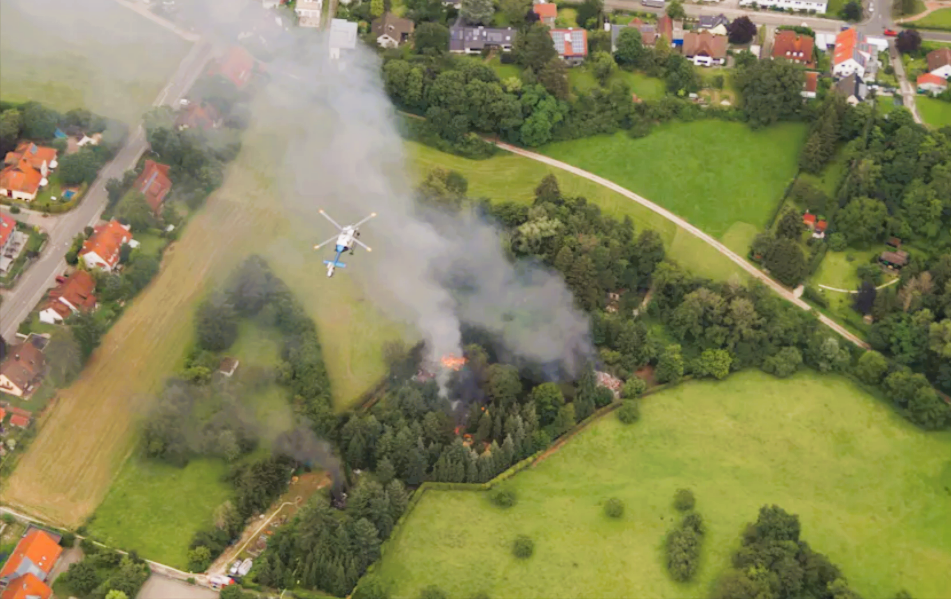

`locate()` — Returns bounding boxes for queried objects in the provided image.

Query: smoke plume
[273,425,344,494]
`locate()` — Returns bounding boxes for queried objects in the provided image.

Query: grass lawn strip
[917,96,951,129]
[909,7,951,30]
[372,371,951,599]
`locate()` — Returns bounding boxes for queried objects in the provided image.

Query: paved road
[137,575,220,599]
[0,40,214,343]
[890,39,924,123]
[490,141,870,349]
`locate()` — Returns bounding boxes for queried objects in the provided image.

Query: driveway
[48,546,83,586]
[137,575,219,599]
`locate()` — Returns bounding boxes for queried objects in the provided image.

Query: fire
[440,354,467,371]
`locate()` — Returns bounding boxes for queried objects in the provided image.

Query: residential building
[372,13,415,48]
[38,270,97,325]
[549,28,588,65]
[294,0,322,28]
[608,20,658,52]
[696,14,729,36]
[738,0,827,14]
[0,339,46,398]
[211,46,258,89]
[449,25,516,54]
[880,250,909,269]
[772,30,815,67]
[329,18,358,59]
[926,47,951,79]
[682,31,728,66]
[133,160,173,214]
[80,220,133,271]
[532,1,557,26]
[641,0,666,7]
[0,528,62,599]
[0,159,42,201]
[220,357,240,377]
[0,214,15,256]
[832,28,875,79]
[833,73,867,105]
[4,143,58,174]
[8,414,30,429]
[802,71,819,98]
[917,73,948,95]
[176,102,221,131]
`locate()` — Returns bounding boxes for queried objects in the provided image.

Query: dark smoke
[273,425,344,495]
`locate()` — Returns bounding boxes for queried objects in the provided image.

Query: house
[133,160,173,214]
[642,0,666,7]
[926,47,951,79]
[607,19,658,53]
[449,25,516,54]
[886,237,902,250]
[219,357,240,377]
[176,102,221,131]
[0,214,15,256]
[832,28,875,79]
[549,29,588,65]
[802,71,819,98]
[0,528,62,599]
[918,73,948,95]
[738,0,827,13]
[372,13,415,48]
[80,220,133,271]
[813,220,827,239]
[0,341,46,398]
[38,270,97,325]
[772,30,815,67]
[833,73,867,105]
[8,414,30,429]
[682,31,728,66]
[880,250,909,269]
[696,14,729,36]
[803,213,816,228]
[294,0,322,27]
[4,143,58,174]
[532,1,557,26]
[211,46,258,89]
[329,18,358,59]
[0,158,45,202]
[655,14,683,46]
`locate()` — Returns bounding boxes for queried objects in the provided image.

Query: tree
[512,535,535,558]
[187,545,212,572]
[530,382,564,426]
[841,0,862,21]
[115,191,157,232]
[696,349,732,380]
[487,363,522,408]
[0,109,22,155]
[929,319,951,359]
[461,0,494,25]
[855,350,888,385]
[20,102,58,139]
[58,149,103,185]
[576,0,603,29]
[762,346,803,378]
[414,22,450,55]
[617,399,640,424]
[836,197,887,246]
[776,208,805,240]
[195,295,239,351]
[573,364,598,421]
[501,0,532,25]
[590,51,617,86]
[376,457,396,485]
[728,16,757,45]
[674,488,695,511]
[550,403,576,437]
[621,376,646,399]
[614,27,645,67]
[65,561,100,595]
[106,591,129,599]
[45,327,83,386]
[829,232,847,251]
[666,0,686,19]
[764,237,807,287]
[515,23,559,71]
[735,59,805,128]
[537,57,570,100]
[370,0,384,18]
[405,0,447,22]
[69,310,106,361]
[604,497,624,518]
[896,29,921,54]
[656,344,684,384]
[665,55,700,95]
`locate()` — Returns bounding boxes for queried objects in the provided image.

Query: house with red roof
[549,28,588,66]
[683,31,728,67]
[0,159,43,202]
[0,407,7,424]
[926,47,951,79]
[832,28,875,80]
[8,414,30,429]
[0,214,16,256]
[802,71,819,99]
[38,270,97,325]
[210,46,258,89]
[0,340,45,399]
[177,102,221,131]
[4,143,57,175]
[0,528,62,599]
[532,1,557,26]
[80,220,133,272]
[917,73,948,95]
[133,160,173,214]
[772,31,815,68]
[803,213,817,228]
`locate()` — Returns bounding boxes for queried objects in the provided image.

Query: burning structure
[595,370,623,399]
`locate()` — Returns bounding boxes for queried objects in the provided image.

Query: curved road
[490,141,870,349]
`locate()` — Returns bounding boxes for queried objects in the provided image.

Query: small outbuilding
[879,250,909,269]
[219,357,240,377]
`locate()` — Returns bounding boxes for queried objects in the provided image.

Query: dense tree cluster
[58,542,150,599]
[0,101,126,161]
[710,505,861,599]
[666,511,705,582]
[734,58,806,128]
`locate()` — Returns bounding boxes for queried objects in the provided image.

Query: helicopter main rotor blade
[318,209,344,230]
[353,238,372,252]
[313,235,338,250]
[351,212,377,229]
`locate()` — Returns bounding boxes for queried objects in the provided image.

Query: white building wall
[932,65,951,79]
[39,308,63,324]
[833,60,864,79]
[0,188,37,201]
[738,0,828,14]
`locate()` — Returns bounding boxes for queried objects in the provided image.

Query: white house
[739,0,827,14]
[329,18,357,59]
[927,48,951,79]
[917,73,948,95]
[832,28,875,80]
[295,0,322,28]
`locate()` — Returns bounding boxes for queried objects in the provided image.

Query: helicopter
[313,209,376,277]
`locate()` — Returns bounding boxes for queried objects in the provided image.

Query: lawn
[132,229,167,259]
[567,68,667,101]
[917,96,951,129]
[556,7,579,28]
[798,146,847,197]
[876,94,900,116]
[407,141,745,281]
[371,371,951,599]
[86,457,234,569]
[540,120,808,238]
[812,248,884,291]
[0,0,190,123]
[486,56,522,82]
[910,7,951,31]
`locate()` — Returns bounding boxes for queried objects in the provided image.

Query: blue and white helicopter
[313,209,376,278]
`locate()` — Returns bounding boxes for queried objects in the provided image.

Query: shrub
[1,513,14,525]
[60,531,76,547]
[622,376,647,399]
[674,488,695,512]
[829,232,847,251]
[512,535,534,559]
[10,205,20,214]
[490,488,517,508]
[604,497,624,519]
[665,512,705,582]
[617,399,640,424]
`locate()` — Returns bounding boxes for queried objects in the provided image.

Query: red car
[884,28,898,37]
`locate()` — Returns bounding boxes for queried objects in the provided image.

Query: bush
[665,512,705,582]
[490,488,517,508]
[622,376,647,399]
[828,232,847,251]
[512,535,535,559]
[1,513,14,525]
[10,205,20,214]
[673,488,695,512]
[604,497,624,519]
[617,399,640,424]
[60,531,76,547]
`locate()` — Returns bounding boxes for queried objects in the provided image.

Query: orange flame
[440,354,467,371]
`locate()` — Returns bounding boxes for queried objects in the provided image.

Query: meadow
[540,120,808,238]
[0,0,190,123]
[909,8,951,31]
[917,96,951,129]
[567,68,666,101]
[371,371,951,599]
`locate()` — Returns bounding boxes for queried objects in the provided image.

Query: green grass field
[486,57,522,82]
[877,95,900,116]
[799,146,847,197]
[407,141,745,281]
[910,8,951,31]
[371,371,951,599]
[917,96,951,129]
[86,457,233,569]
[812,249,883,291]
[539,120,807,238]
[0,0,190,123]
[567,68,666,101]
